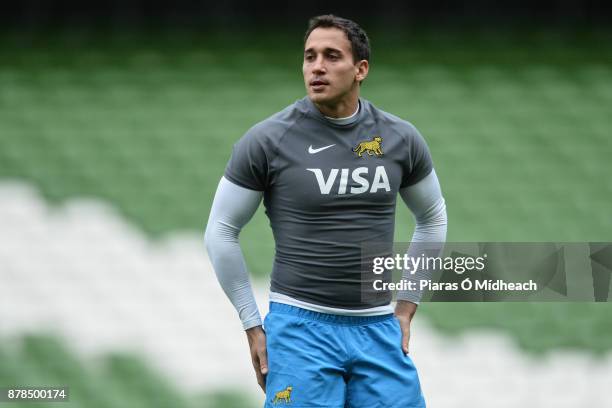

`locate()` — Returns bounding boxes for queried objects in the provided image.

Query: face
[303,27,368,106]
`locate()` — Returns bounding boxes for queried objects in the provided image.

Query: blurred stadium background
[1,1,612,407]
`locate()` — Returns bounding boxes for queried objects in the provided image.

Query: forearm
[397,169,448,304]
[204,177,264,330]
[205,224,262,329]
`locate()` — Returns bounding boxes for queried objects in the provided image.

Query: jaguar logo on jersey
[306,166,391,195]
[353,136,383,157]
[272,385,293,404]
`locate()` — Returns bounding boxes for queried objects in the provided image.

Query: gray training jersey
[224,96,433,309]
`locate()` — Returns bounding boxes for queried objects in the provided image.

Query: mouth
[309,79,329,89]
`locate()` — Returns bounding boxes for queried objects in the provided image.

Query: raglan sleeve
[224,127,271,191]
[400,123,434,188]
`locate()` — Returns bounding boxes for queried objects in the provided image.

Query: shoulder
[225,99,308,190]
[362,99,424,144]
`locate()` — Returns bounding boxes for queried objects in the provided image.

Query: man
[205,15,446,407]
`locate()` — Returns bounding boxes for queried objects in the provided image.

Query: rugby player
[205,14,447,407]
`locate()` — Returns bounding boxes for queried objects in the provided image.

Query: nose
[312,55,326,74]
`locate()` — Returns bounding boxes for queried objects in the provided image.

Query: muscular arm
[397,169,448,304]
[204,176,263,330]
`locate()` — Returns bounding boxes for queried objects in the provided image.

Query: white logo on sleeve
[308,144,336,154]
[306,166,391,195]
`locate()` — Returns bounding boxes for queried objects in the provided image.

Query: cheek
[338,67,357,85]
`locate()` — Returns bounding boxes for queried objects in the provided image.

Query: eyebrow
[304,47,343,55]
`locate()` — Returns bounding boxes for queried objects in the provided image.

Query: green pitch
[0,335,255,408]
[1,30,611,353]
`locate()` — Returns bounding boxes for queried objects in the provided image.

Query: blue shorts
[264,302,426,408]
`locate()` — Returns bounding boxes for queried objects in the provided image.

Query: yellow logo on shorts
[353,136,383,157]
[272,385,293,404]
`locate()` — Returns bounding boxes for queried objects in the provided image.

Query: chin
[308,92,335,105]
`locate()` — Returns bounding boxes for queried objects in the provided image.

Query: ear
[355,59,369,83]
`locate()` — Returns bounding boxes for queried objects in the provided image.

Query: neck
[313,93,359,118]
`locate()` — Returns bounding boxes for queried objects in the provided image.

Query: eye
[304,54,315,62]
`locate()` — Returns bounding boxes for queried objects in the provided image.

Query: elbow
[204,218,240,257]
[435,198,448,228]
[203,220,216,256]
[203,225,212,255]
[416,197,447,226]
[414,197,448,240]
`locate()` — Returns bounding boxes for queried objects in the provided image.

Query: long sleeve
[204,176,264,330]
[397,169,448,303]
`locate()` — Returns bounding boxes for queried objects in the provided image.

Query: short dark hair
[304,15,370,63]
